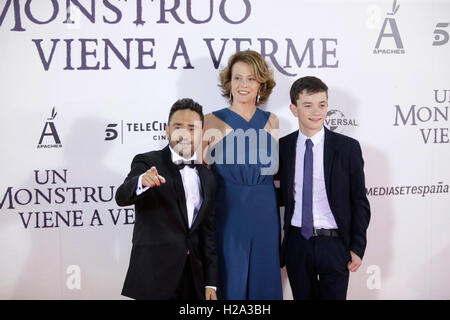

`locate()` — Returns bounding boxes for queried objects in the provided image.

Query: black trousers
[285,226,351,300]
[173,258,202,300]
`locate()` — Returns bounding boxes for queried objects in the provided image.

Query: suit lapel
[163,146,189,228]
[190,165,208,231]
[286,131,298,204]
[283,131,298,227]
[323,127,336,201]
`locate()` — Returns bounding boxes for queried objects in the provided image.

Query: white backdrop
[0,0,449,299]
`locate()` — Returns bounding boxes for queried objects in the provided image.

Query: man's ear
[289,104,298,117]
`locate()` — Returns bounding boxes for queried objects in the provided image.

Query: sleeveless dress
[210,107,282,300]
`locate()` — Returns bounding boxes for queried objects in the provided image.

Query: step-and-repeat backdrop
[0,0,449,299]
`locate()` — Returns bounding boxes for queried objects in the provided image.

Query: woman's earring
[229,91,232,101]
[256,88,261,104]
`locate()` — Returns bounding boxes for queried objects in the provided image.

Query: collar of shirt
[297,126,325,148]
[168,145,197,164]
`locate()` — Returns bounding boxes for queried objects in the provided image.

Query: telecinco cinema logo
[373,0,405,55]
[37,107,62,149]
[105,120,167,144]
[325,109,358,133]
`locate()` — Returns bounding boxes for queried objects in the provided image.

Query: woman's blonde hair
[219,50,276,105]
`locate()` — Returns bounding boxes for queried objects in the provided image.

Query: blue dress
[210,107,283,300]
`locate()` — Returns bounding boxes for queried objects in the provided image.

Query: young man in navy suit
[278,76,370,300]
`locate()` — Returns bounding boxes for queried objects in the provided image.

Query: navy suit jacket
[278,127,370,266]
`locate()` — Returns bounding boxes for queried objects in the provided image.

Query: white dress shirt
[169,147,203,229]
[291,127,338,229]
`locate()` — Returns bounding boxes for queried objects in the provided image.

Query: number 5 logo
[105,123,118,141]
[433,23,449,46]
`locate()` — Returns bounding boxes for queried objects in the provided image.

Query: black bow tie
[173,160,201,170]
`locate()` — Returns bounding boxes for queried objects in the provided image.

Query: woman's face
[230,61,260,106]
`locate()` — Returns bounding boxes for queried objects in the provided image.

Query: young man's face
[290,90,328,137]
[166,109,203,159]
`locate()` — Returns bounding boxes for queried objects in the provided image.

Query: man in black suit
[115,98,218,300]
[278,76,370,300]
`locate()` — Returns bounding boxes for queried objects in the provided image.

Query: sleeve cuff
[136,173,150,196]
[205,286,217,291]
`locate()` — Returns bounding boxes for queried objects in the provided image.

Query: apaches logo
[373,0,405,55]
[37,107,62,149]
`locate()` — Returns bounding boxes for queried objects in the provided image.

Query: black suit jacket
[278,127,370,266]
[115,145,218,299]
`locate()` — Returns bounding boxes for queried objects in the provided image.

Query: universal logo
[37,107,62,149]
[105,120,167,144]
[373,0,405,55]
[325,109,358,133]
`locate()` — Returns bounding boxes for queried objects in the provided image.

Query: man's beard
[170,137,194,159]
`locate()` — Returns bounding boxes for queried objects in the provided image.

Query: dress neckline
[212,107,270,131]
[226,107,258,124]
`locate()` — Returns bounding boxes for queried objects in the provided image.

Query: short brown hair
[290,76,328,105]
[219,50,275,105]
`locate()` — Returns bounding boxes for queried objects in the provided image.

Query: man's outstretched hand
[142,166,166,188]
